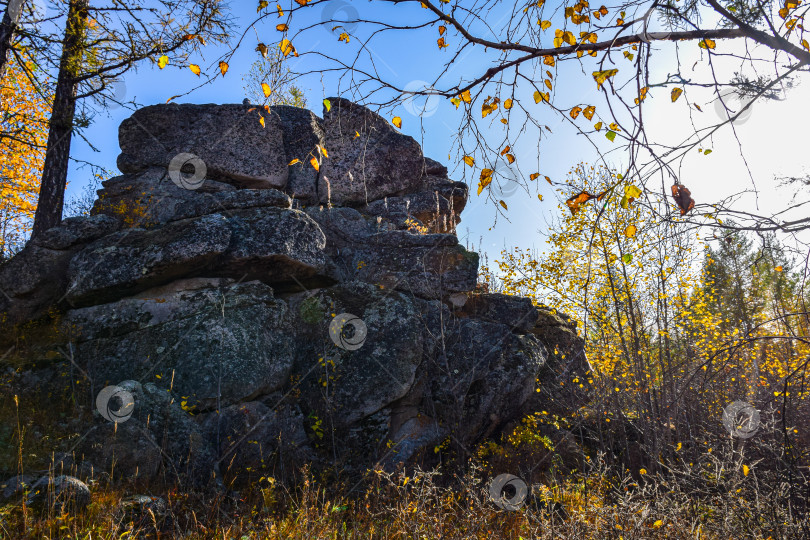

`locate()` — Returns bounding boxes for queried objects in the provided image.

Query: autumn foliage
[0,53,49,258]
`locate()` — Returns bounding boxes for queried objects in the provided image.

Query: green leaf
[323,98,331,112]
[620,195,629,209]
[622,253,633,264]
[703,149,712,155]
[605,130,617,142]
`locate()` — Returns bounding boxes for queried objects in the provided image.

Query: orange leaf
[310,156,320,171]
[392,116,402,128]
[219,61,229,76]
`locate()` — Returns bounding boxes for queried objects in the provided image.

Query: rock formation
[0,98,589,490]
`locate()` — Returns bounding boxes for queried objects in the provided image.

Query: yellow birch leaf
[671,88,683,102]
[279,38,295,57]
[392,116,402,128]
[583,105,595,120]
[219,61,229,76]
[262,83,272,98]
[624,224,637,238]
[189,64,201,76]
[499,200,508,210]
[259,115,266,128]
[288,158,301,166]
[570,106,582,119]
[461,89,471,102]
[699,38,716,49]
[743,465,750,476]
[504,98,513,109]
[463,156,475,166]
[276,24,288,31]
[158,55,169,69]
[592,69,618,89]
[310,156,319,171]
[540,20,552,30]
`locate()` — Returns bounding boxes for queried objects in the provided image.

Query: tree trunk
[31,0,89,238]
[0,0,23,82]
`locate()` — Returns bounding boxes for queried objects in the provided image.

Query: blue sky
[64,0,810,268]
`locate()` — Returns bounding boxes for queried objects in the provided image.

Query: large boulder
[319,97,425,205]
[0,98,590,489]
[117,103,289,189]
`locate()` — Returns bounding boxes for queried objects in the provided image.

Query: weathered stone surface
[65,213,234,306]
[286,282,425,425]
[420,312,548,447]
[26,475,91,513]
[319,97,424,205]
[117,103,289,189]
[65,208,327,306]
[198,400,310,483]
[361,191,457,233]
[455,293,538,333]
[273,105,325,203]
[0,475,35,502]
[117,495,169,526]
[31,214,121,251]
[0,245,73,335]
[91,167,291,226]
[73,380,215,486]
[305,206,478,298]
[66,281,295,410]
